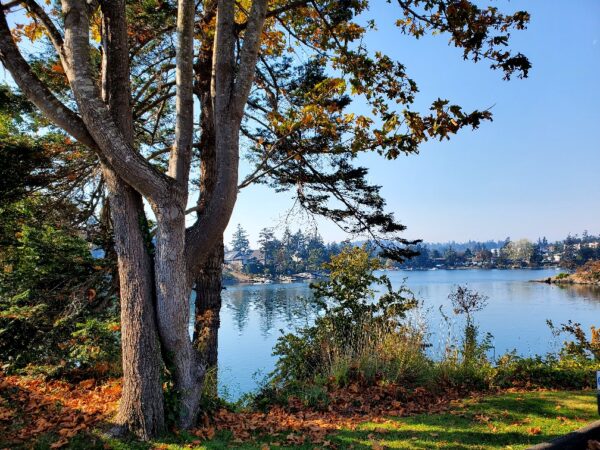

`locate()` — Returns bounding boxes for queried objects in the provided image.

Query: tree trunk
[192,34,223,394]
[154,208,204,429]
[105,171,165,439]
[193,240,224,396]
[100,1,165,437]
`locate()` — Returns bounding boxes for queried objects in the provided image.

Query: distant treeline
[394,232,600,270]
[229,226,600,275]
[227,225,349,276]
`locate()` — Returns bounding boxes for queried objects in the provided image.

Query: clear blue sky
[228,0,600,247]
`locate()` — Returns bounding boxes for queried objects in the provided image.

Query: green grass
[339,391,597,449]
[31,391,600,449]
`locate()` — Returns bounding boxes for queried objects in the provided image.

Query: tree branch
[0,10,94,148]
[232,0,267,122]
[168,0,196,192]
[60,0,172,204]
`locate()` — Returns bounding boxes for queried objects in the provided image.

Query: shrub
[0,196,119,377]
[493,352,598,390]
[271,245,422,389]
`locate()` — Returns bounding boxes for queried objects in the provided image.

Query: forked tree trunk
[0,0,268,435]
[193,240,224,395]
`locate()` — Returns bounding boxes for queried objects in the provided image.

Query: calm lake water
[194,269,600,399]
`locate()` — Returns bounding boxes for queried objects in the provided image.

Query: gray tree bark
[99,0,165,438]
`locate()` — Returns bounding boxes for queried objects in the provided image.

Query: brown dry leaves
[0,373,120,448]
[191,384,459,446]
[1,375,463,448]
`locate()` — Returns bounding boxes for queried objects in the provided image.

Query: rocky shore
[536,261,600,286]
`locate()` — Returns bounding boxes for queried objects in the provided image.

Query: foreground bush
[271,246,423,390]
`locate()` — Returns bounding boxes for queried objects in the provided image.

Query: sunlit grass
[338,391,597,449]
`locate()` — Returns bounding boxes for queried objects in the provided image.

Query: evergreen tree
[230,224,250,255]
[258,227,280,275]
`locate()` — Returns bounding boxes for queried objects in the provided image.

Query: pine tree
[230,224,250,256]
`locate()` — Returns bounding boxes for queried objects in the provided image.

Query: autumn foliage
[0,374,120,448]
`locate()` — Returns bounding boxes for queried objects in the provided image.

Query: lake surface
[193,269,600,399]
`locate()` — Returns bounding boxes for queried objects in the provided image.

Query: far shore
[223,266,562,285]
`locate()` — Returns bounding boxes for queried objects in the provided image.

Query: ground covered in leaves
[1,374,597,449]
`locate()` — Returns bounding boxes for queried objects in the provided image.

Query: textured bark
[154,208,204,429]
[104,171,165,439]
[168,0,195,188]
[100,0,165,437]
[193,241,223,389]
[191,28,223,396]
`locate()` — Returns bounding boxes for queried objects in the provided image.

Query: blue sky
[229,0,600,247]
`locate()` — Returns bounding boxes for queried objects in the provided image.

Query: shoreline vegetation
[223,265,560,285]
[536,261,600,287]
[224,225,600,284]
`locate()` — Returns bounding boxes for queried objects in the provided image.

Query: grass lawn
[31,390,600,449]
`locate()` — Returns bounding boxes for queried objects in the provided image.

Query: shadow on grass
[332,420,564,450]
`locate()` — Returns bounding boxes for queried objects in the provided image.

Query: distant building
[224,249,263,269]
[225,251,251,269]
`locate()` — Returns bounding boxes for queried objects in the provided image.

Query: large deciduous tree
[0,0,530,439]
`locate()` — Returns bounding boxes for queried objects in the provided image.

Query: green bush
[271,245,423,391]
[0,196,119,377]
[493,352,598,389]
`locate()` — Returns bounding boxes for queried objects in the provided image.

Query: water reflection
[553,284,600,303]
[223,283,318,336]
[212,269,600,398]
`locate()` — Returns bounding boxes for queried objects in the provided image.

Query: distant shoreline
[392,265,560,272]
[223,266,561,285]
